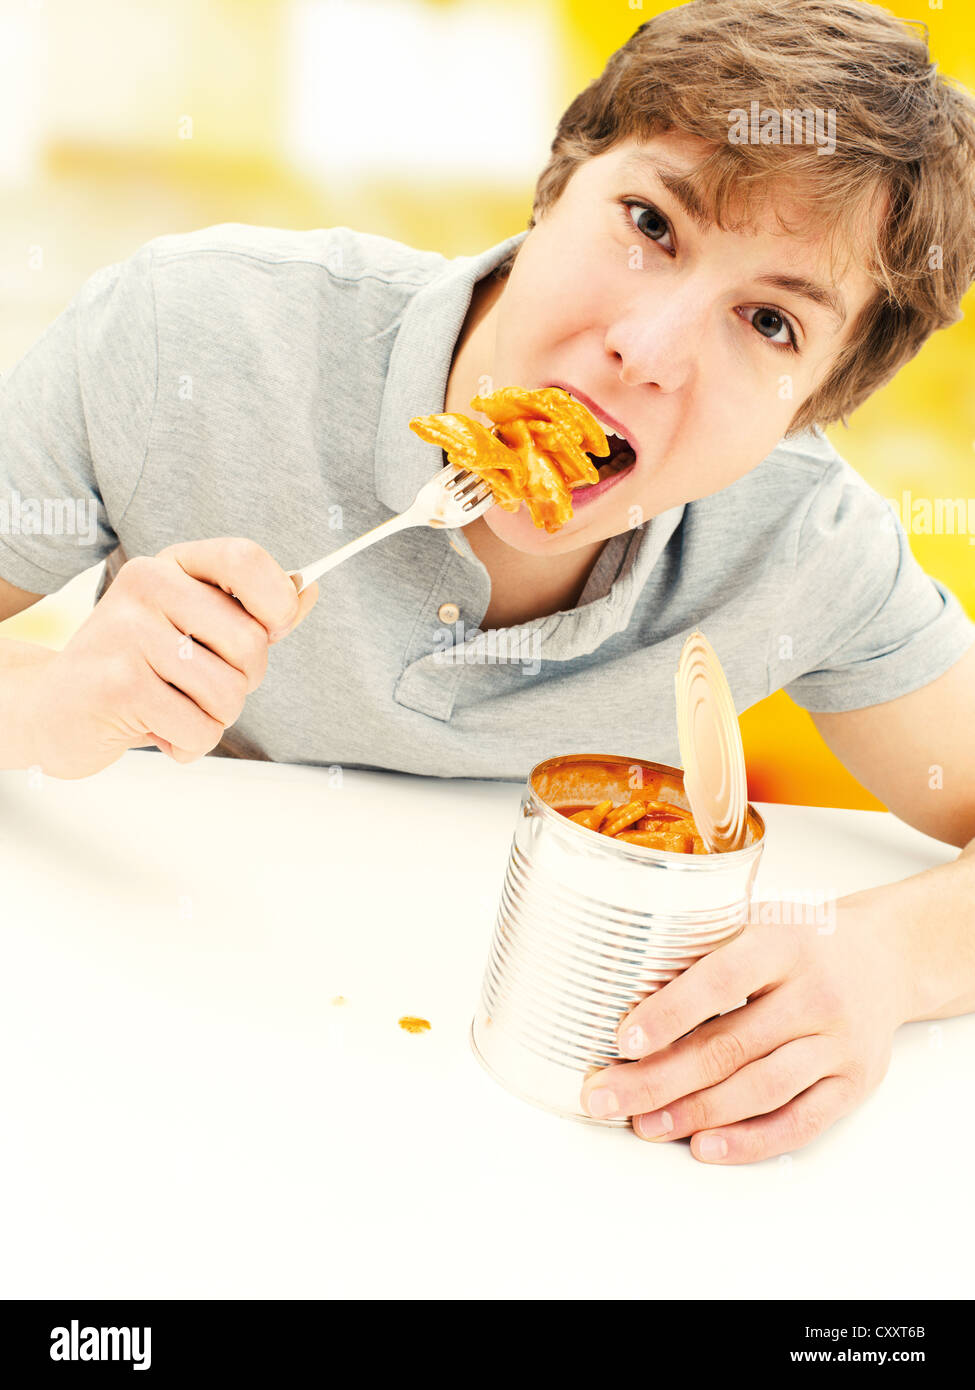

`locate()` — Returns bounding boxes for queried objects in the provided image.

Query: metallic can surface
[470,753,766,1126]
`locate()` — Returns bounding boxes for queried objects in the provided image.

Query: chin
[483,501,594,554]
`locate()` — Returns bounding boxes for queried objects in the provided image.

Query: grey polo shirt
[1,221,973,780]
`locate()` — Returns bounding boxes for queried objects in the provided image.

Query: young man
[2,0,974,1162]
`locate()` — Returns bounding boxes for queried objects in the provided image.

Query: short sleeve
[779,467,975,712]
[0,245,157,594]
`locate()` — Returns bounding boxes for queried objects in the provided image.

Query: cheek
[499,236,603,349]
[626,389,800,512]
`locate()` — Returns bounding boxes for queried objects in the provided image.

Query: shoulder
[697,426,896,564]
[126,223,449,356]
[726,426,886,518]
[140,222,448,287]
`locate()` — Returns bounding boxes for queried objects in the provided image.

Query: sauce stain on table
[398,1016,431,1034]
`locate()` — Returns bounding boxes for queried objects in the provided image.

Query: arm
[807,644,975,848]
[0,636,58,771]
[578,654,975,1162]
[811,649,975,1019]
[854,841,975,1023]
[0,574,56,770]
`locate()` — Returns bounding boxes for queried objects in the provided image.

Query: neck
[463,514,606,628]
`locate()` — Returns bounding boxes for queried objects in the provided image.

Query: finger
[119,653,226,760]
[143,616,249,729]
[582,983,807,1120]
[158,538,302,641]
[130,733,174,758]
[616,922,799,1059]
[631,1035,837,1141]
[686,1074,860,1165]
[148,567,271,689]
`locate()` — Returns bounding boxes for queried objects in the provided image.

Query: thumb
[271,579,319,643]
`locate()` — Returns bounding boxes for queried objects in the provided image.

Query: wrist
[17,643,60,773]
[851,855,975,1026]
[0,639,59,772]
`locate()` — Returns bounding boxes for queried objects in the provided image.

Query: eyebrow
[616,152,849,328]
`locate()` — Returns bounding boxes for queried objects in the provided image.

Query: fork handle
[288,508,418,594]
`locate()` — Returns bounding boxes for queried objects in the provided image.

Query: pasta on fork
[409,386,613,533]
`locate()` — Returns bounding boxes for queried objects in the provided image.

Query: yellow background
[1,0,971,808]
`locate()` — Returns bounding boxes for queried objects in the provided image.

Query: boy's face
[455,129,878,556]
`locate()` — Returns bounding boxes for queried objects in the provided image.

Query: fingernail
[698,1134,728,1161]
[620,1025,646,1058]
[586,1089,619,1118]
[635,1109,674,1140]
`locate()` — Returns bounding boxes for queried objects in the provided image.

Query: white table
[0,750,970,1300]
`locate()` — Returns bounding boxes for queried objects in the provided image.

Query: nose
[604,279,708,391]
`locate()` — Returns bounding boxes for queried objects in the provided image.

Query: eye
[621,200,675,254]
[618,201,801,354]
[739,305,799,352]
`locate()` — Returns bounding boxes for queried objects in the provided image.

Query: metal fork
[288,464,495,594]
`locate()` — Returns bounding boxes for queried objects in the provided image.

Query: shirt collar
[374,229,530,515]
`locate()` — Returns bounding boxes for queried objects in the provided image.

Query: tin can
[469,752,766,1126]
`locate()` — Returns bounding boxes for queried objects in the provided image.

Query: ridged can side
[470,753,765,1125]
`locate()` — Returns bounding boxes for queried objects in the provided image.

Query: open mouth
[539,381,639,485]
[588,430,637,482]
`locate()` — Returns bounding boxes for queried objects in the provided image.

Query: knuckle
[701,953,738,1000]
[834,1072,863,1109]
[223,667,250,722]
[98,599,146,651]
[227,536,264,569]
[646,996,683,1042]
[702,1029,747,1083]
[753,1065,788,1113]
[840,1055,865,1093]
[783,925,807,972]
[243,622,271,684]
[680,1091,713,1133]
[116,554,159,597]
[632,1071,663,1115]
[808,977,847,1025]
[788,1099,825,1148]
[102,649,141,700]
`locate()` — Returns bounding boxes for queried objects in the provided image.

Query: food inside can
[557,798,708,854]
[532,755,763,856]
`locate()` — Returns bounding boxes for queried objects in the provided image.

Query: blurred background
[0,0,972,808]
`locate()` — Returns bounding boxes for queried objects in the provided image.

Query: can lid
[674,631,747,853]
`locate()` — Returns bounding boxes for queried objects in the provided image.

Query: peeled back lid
[674,631,748,853]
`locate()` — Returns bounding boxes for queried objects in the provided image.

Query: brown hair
[498,0,975,436]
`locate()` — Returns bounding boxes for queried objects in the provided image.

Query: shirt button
[438,602,460,623]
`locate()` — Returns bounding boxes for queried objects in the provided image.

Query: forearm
[845,843,975,1024]
[0,637,57,771]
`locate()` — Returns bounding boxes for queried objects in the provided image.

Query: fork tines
[446,468,491,505]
